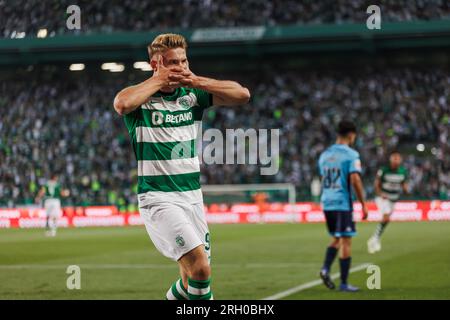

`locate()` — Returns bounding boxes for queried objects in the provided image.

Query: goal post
[202,183,296,205]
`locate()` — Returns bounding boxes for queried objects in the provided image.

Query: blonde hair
[148,33,187,59]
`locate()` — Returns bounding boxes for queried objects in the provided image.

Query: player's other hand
[170,67,199,88]
[362,203,369,220]
[153,55,184,89]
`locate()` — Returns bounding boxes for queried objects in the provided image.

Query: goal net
[202,183,296,206]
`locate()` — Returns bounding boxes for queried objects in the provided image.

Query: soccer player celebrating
[318,121,368,292]
[367,151,408,254]
[35,174,69,237]
[113,34,250,300]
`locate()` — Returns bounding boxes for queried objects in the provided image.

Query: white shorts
[139,201,210,262]
[375,196,395,216]
[44,198,62,218]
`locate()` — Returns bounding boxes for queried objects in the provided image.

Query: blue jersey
[318,144,362,212]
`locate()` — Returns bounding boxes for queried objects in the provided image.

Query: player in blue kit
[318,121,368,292]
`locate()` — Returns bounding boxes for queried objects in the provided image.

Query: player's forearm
[402,183,409,194]
[374,180,383,197]
[35,190,44,202]
[195,76,250,106]
[354,185,366,205]
[114,77,165,115]
[351,175,366,205]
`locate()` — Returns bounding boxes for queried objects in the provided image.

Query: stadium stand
[1,65,448,206]
[0,1,449,207]
[1,0,450,38]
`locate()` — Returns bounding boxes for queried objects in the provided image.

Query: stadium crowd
[1,0,450,38]
[0,65,448,207]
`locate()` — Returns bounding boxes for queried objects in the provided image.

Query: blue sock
[322,246,338,274]
[339,257,351,285]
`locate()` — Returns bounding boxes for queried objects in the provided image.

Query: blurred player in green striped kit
[368,151,409,254]
[114,34,250,300]
[35,174,69,237]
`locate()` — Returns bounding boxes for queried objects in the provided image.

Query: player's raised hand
[153,55,183,88]
[61,189,70,197]
[362,203,369,220]
[176,69,199,88]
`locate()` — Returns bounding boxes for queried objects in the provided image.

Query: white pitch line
[0,262,318,270]
[0,264,174,270]
[262,263,372,300]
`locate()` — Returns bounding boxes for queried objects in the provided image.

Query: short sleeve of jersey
[192,88,213,110]
[123,107,142,133]
[349,152,362,174]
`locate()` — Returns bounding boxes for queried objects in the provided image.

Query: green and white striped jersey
[377,165,408,201]
[123,87,212,205]
[45,181,61,200]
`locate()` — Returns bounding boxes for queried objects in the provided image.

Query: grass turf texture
[0,221,449,299]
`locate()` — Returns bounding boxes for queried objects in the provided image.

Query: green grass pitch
[0,221,449,299]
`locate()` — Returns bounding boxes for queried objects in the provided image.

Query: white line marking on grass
[261,263,371,300]
[0,262,318,270]
[221,262,318,269]
[0,264,174,270]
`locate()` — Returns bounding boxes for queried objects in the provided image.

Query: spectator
[1,0,449,38]
[0,65,448,206]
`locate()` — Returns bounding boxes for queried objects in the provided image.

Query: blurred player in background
[318,121,368,292]
[368,151,408,254]
[35,174,69,237]
[113,33,250,300]
[252,191,269,224]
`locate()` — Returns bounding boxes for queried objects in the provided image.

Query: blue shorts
[324,211,356,237]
